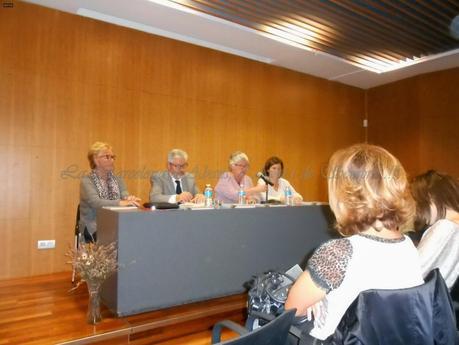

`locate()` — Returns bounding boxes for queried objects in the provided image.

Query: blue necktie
[175,180,182,194]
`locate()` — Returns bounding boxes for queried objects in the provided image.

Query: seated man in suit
[150,149,204,204]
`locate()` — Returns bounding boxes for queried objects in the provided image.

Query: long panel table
[98,205,336,316]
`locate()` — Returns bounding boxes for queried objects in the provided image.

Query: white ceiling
[23,0,459,89]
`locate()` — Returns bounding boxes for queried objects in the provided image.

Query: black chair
[329,269,458,345]
[71,204,81,284]
[451,277,459,329]
[211,309,296,345]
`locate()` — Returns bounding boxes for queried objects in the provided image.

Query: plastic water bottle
[284,186,293,206]
[238,184,246,204]
[204,184,213,207]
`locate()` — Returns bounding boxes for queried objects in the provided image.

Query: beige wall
[367,68,459,177]
[0,2,365,279]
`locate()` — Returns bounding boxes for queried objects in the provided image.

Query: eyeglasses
[169,162,188,169]
[98,154,116,160]
[234,163,249,169]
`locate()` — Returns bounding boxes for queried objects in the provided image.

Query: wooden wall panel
[0,2,364,279]
[366,78,421,175]
[417,69,459,175]
[367,68,459,177]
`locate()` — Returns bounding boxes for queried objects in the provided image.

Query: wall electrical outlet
[37,240,56,250]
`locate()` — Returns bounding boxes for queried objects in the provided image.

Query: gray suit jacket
[79,175,129,235]
[149,171,200,203]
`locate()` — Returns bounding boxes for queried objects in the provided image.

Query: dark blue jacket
[329,269,458,345]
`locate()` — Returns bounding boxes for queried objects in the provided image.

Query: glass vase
[86,282,102,324]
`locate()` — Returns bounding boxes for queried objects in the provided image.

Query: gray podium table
[98,205,336,316]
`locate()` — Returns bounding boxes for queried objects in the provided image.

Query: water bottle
[204,184,213,207]
[238,184,246,204]
[284,186,293,206]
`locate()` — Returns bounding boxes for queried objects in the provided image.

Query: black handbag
[247,271,295,318]
[246,269,319,345]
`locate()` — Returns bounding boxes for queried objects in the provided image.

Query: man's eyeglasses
[169,162,188,169]
[99,154,116,160]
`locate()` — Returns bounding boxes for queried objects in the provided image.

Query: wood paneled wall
[367,68,459,177]
[0,2,364,279]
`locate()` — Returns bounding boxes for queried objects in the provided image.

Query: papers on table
[301,201,329,206]
[233,204,256,208]
[102,206,138,211]
[179,202,208,210]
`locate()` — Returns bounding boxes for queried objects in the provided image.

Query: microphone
[256,172,274,186]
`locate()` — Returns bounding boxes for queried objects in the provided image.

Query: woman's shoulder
[308,238,353,292]
[314,238,353,255]
[279,178,297,191]
[216,171,232,184]
[432,218,459,231]
[309,238,354,268]
[421,219,459,243]
[218,171,231,179]
[80,174,92,185]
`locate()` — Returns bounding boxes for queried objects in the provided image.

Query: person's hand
[177,192,193,203]
[191,193,205,203]
[119,199,140,207]
[310,299,327,327]
[293,196,303,205]
[126,195,141,202]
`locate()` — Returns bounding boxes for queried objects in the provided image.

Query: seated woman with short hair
[256,156,302,204]
[285,144,424,343]
[410,170,459,290]
[79,141,140,242]
[214,151,260,204]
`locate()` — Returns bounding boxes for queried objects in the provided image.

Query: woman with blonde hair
[79,141,140,242]
[285,144,423,343]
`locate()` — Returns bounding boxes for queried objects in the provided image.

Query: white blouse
[257,177,302,202]
[417,219,459,289]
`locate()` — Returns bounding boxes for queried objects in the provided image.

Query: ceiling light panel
[157,0,459,73]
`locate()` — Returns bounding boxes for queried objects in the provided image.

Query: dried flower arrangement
[67,241,118,324]
[67,241,118,289]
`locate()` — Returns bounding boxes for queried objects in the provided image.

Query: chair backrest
[330,269,458,345]
[451,276,459,329]
[216,309,295,345]
[451,275,459,303]
[74,204,80,236]
[72,204,81,283]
